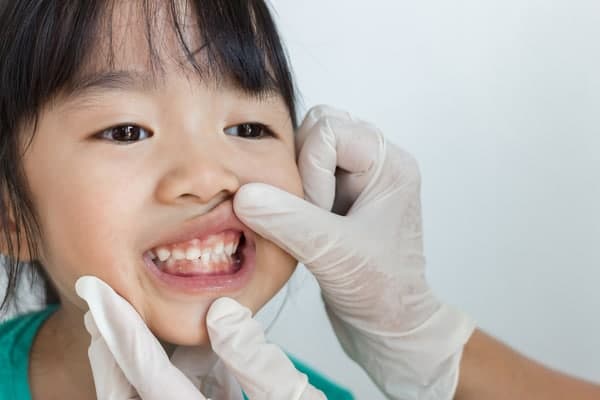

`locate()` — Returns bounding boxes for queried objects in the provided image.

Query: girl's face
[20,4,302,346]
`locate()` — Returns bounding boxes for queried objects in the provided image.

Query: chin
[160,324,212,347]
[146,304,212,346]
[143,292,259,347]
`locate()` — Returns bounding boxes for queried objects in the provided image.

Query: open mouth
[146,230,247,277]
[141,198,257,292]
[142,228,255,293]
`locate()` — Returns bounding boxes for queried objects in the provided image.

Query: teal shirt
[0,306,354,399]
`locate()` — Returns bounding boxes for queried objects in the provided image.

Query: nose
[154,133,240,206]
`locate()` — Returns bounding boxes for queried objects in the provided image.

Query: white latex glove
[75,276,325,400]
[232,105,476,400]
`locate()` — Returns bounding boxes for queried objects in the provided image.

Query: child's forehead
[83,2,273,89]
[88,2,203,75]
[62,2,280,105]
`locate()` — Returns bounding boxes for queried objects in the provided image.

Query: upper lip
[144,199,251,252]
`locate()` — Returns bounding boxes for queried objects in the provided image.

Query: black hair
[0,0,298,316]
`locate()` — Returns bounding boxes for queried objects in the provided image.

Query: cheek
[27,158,147,309]
[35,196,139,308]
[253,237,297,296]
[237,142,304,198]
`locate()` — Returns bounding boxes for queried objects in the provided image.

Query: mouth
[142,231,255,293]
[141,201,256,293]
[147,230,246,276]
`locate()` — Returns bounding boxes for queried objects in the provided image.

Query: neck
[29,301,97,399]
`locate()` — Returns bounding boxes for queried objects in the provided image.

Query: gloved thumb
[207,297,325,400]
[75,276,204,400]
[233,183,351,269]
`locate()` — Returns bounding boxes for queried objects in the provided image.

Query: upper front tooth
[172,249,186,260]
[214,241,224,255]
[155,239,238,263]
[157,248,171,262]
[201,249,211,264]
[186,247,201,260]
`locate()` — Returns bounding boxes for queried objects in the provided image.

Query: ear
[0,207,34,262]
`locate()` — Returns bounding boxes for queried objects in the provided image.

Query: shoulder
[0,305,59,399]
[0,305,59,355]
[288,354,355,400]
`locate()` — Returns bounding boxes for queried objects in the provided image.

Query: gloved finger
[75,276,205,400]
[84,312,140,400]
[207,297,326,400]
[296,105,385,214]
[233,183,350,269]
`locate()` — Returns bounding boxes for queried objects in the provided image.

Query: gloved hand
[75,276,325,400]
[232,105,476,400]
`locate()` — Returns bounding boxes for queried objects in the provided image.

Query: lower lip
[142,237,256,294]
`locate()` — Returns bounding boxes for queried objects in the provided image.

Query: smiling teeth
[185,248,201,260]
[201,249,211,264]
[157,248,170,262]
[172,249,186,260]
[152,238,239,265]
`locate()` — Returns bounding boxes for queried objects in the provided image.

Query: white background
[264,0,600,398]
[1,1,598,399]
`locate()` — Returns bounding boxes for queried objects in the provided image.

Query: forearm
[455,329,600,400]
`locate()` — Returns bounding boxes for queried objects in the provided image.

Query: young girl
[0,1,354,398]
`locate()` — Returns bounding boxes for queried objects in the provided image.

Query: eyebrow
[59,69,281,106]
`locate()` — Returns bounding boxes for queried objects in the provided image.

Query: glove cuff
[327,303,476,400]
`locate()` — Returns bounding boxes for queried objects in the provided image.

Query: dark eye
[224,123,274,139]
[96,125,152,143]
